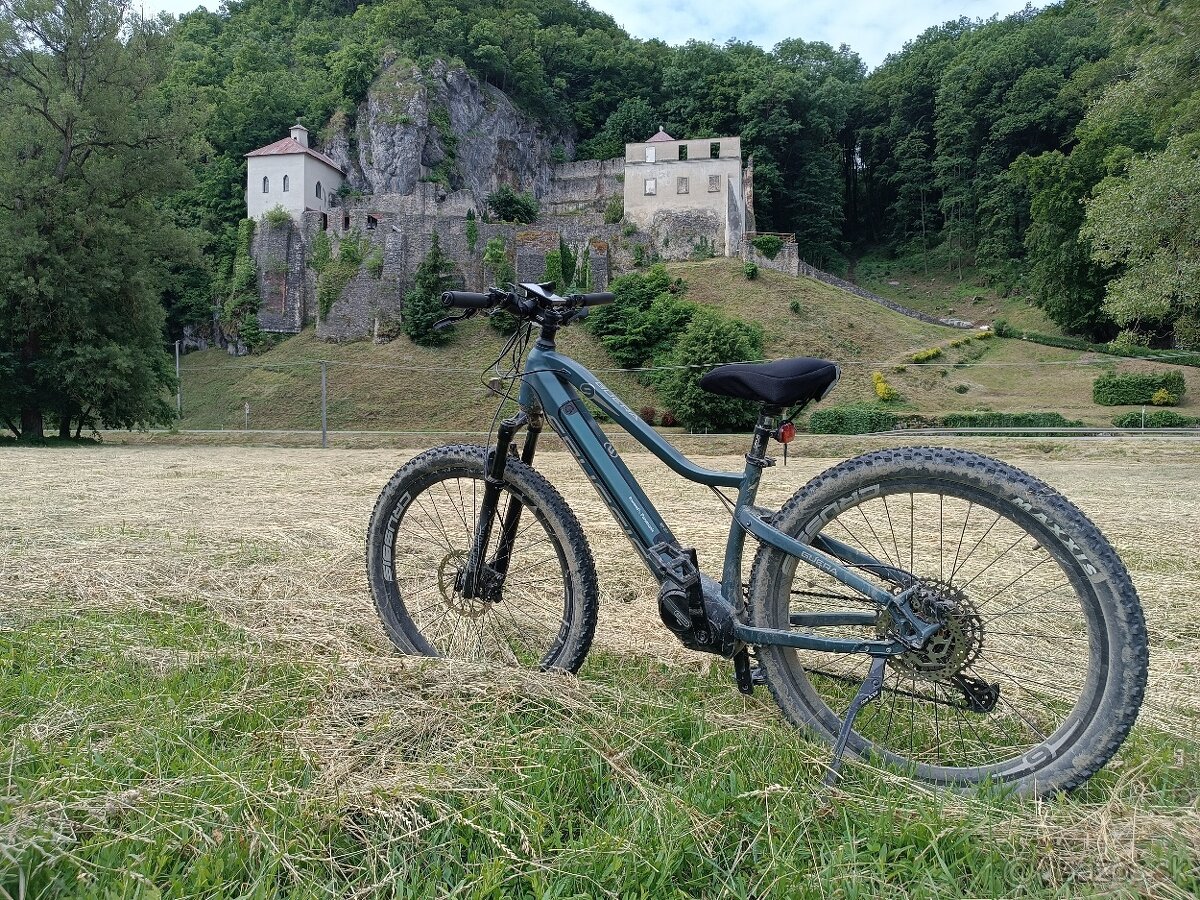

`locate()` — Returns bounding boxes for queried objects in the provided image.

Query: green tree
[482,236,518,335]
[1083,135,1200,336]
[658,308,763,432]
[402,233,454,346]
[0,0,200,440]
[485,184,539,223]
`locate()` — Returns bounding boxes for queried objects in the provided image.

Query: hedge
[940,412,1083,428]
[807,407,1083,435]
[1093,371,1186,406]
[808,405,902,435]
[992,320,1200,367]
[1112,410,1200,428]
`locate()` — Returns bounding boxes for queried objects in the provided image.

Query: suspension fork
[461,410,540,598]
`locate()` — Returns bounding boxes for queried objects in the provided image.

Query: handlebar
[572,292,615,307]
[441,290,493,309]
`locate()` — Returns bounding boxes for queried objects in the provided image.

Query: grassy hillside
[851,249,1065,334]
[179,320,662,432]
[178,259,1200,432]
[674,259,1200,426]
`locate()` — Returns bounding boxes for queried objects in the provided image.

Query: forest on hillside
[2,0,1198,437]
[161,0,1199,348]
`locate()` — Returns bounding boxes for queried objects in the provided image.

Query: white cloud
[139,0,1042,70]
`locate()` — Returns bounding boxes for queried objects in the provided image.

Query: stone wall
[544,158,623,217]
[253,218,307,334]
[309,196,620,341]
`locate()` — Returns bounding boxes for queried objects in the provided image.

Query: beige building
[622,129,747,257]
[245,125,344,222]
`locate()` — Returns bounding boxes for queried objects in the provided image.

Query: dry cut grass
[1,442,1198,896]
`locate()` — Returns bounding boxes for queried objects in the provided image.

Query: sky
[141,0,1043,70]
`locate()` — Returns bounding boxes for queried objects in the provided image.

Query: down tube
[525,369,678,571]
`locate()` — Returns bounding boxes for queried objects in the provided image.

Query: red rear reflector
[776,422,796,444]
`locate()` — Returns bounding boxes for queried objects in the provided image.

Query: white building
[245,124,345,222]
[622,128,747,257]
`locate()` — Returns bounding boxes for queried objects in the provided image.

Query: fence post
[321,362,328,449]
[175,341,181,416]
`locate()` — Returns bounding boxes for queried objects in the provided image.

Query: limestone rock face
[327,59,572,208]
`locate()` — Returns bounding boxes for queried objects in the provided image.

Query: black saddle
[699,357,840,407]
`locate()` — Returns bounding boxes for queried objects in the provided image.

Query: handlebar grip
[441,291,493,309]
[575,292,615,307]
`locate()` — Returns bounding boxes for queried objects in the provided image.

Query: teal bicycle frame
[486,338,938,659]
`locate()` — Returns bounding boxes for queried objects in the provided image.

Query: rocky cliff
[326,59,572,209]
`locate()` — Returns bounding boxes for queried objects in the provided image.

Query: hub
[441,551,495,618]
[880,578,983,680]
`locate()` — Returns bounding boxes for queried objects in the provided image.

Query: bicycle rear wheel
[748,447,1147,795]
[366,444,599,672]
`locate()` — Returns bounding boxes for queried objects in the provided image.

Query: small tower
[244,123,345,222]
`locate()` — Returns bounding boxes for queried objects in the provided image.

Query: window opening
[282,175,289,192]
[677,177,689,194]
[644,178,656,196]
[315,181,323,199]
[645,146,656,163]
[710,142,720,158]
[342,214,350,231]
[366,215,379,230]
[678,145,688,161]
[708,174,721,192]
[262,176,269,193]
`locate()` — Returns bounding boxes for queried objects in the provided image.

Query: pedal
[823,655,887,789]
[733,648,754,695]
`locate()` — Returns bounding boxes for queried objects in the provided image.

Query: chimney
[289,123,309,148]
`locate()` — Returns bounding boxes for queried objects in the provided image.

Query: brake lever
[433,309,477,331]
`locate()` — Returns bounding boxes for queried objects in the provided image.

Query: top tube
[523,344,744,489]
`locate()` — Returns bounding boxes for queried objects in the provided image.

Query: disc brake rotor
[437,550,491,619]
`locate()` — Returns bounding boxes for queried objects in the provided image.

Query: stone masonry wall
[252,218,307,334]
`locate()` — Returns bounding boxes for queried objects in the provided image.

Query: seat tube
[721,407,780,605]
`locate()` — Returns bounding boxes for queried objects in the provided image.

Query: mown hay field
[1,441,1198,897]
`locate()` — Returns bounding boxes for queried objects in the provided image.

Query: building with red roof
[245,124,345,222]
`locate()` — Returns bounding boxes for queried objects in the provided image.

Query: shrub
[808,404,901,435]
[1150,388,1178,406]
[788,300,802,315]
[911,348,943,363]
[465,218,478,252]
[872,371,899,401]
[657,308,764,431]
[402,233,454,346]
[1112,410,1200,428]
[603,195,624,225]
[940,412,1082,429]
[1093,371,1186,405]
[632,244,646,267]
[992,319,1015,337]
[954,384,969,394]
[1174,310,1200,351]
[364,248,384,279]
[660,411,679,428]
[261,205,292,228]
[750,234,784,260]
[622,222,637,237]
[743,262,759,280]
[637,406,657,426]
[485,185,538,223]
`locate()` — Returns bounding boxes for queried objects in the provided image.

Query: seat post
[746,405,782,470]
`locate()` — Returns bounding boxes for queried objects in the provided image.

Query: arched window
[262,176,269,193]
[315,181,322,199]
[282,175,289,192]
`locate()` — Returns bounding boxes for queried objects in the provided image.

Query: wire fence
[170,355,1200,448]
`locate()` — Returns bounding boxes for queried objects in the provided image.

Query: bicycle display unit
[366,281,1148,795]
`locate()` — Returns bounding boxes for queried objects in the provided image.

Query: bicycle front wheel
[366,444,599,672]
[748,447,1147,795]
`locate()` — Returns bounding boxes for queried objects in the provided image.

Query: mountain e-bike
[366,282,1148,795]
